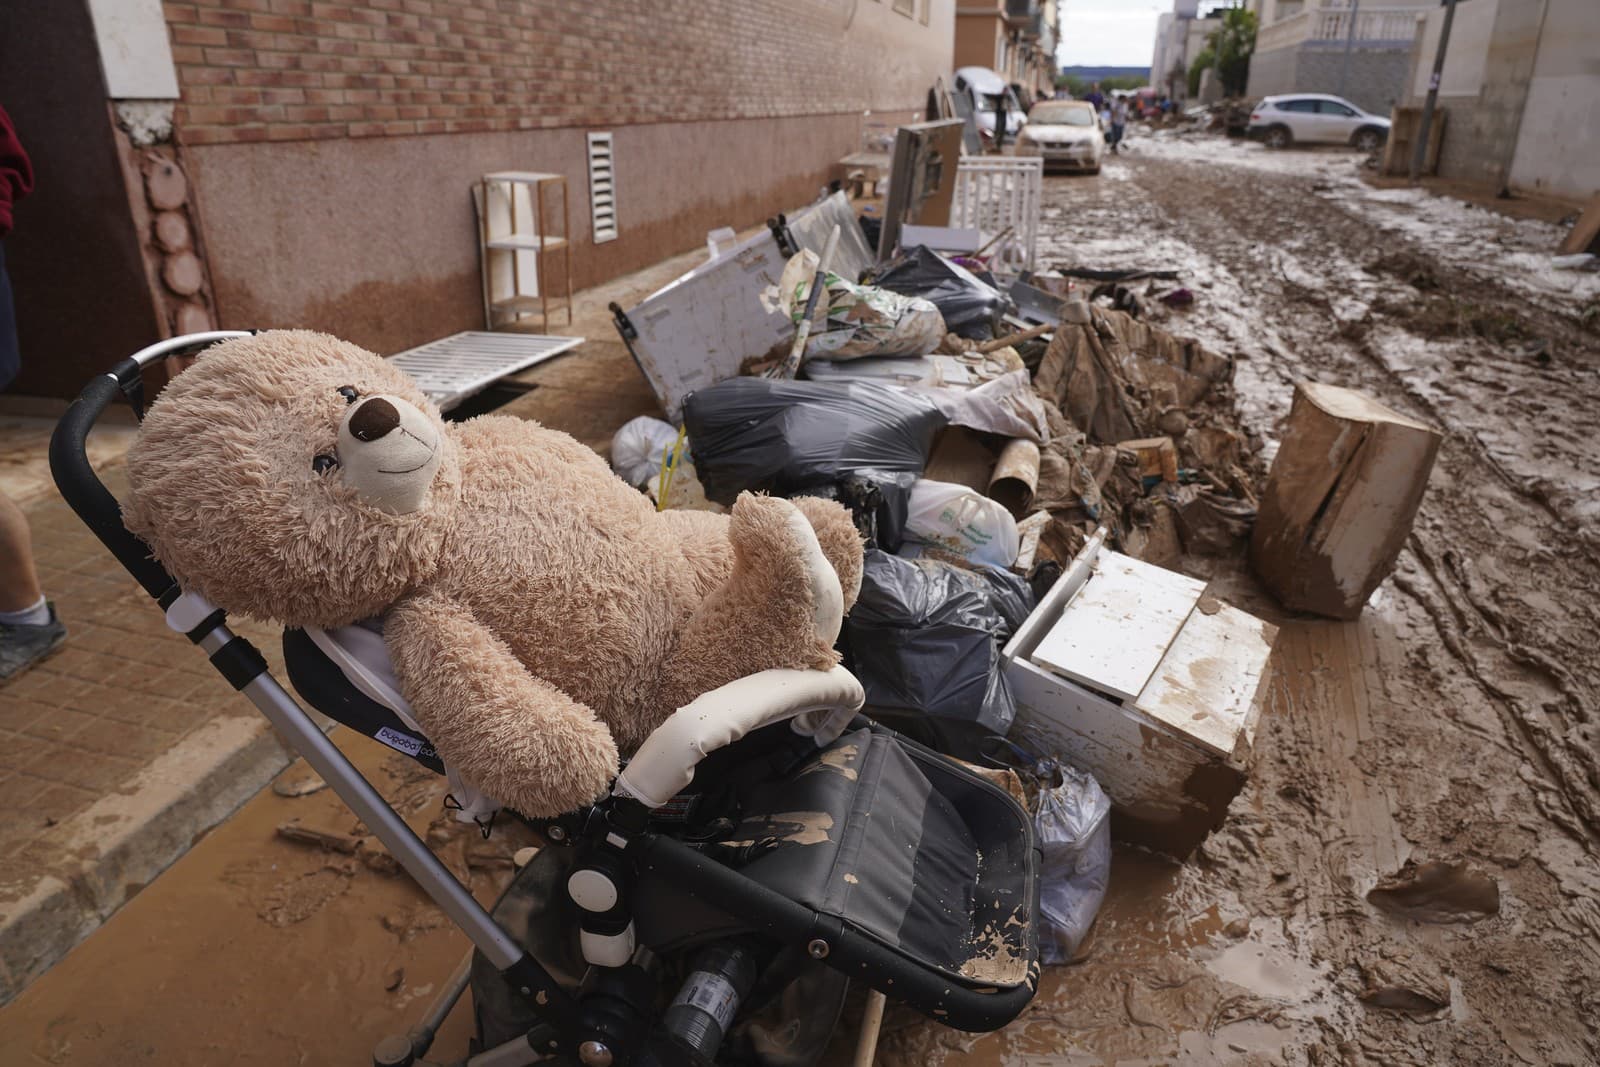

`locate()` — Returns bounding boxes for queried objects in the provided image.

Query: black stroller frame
[51,333,1041,1067]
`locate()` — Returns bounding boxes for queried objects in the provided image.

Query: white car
[1015,100,1106,173]
[1248,94,1390,151]
[954,66,1026,148]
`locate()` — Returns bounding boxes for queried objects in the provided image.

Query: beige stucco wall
[1507,0,1600,201]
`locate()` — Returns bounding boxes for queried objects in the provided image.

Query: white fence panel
[951,157,1042,275]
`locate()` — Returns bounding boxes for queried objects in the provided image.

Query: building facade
[0,0,953,399]
[1150,0,1202,102]
[1245,0,1429,114]
[1400,0,1598,202]
[953,0,1059,104]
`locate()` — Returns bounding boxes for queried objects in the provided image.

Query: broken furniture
[877,119,965,262]
[474,171,573,331]
[387,331,583,413]
[1003,530,1278,858]
[1250,381,1442,620]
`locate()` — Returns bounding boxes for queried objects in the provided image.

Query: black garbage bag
[682,378,946,506]
[843,549,1035,759]
[789,469,917,552]
[871,245,1011,341]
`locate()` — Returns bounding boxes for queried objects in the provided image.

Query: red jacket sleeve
[0,104,35,239]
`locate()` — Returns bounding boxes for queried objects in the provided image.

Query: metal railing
[1256,4,1428,51]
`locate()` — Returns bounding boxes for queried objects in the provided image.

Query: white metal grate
[587,132,618,244]
[387,331,583,411]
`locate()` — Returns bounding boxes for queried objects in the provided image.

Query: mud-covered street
[3,135,1599,1067]
[876,135,1600,1065]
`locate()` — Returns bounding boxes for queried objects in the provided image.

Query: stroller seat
[706,725,1035,987]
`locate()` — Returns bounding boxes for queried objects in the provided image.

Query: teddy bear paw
[729,494,845,646]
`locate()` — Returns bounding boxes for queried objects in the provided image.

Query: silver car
[1248,93,1391,151]
[1015,100,1107,174]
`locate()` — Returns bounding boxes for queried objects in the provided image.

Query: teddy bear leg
[652,494,844,717]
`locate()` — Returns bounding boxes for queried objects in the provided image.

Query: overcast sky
[1055,0,1235,69]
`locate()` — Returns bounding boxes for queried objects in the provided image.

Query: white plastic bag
[611,416,682,488]
[1036,763,1112,964]
[902,479,1020,568]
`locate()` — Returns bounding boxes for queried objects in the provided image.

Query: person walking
[1085,82,1105,110]
[0,103,66,681]
[1109,95,1130,154]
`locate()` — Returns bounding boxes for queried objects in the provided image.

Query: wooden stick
[852,990,888,1067]
[769,225,841,380]
[976,321,1054,353]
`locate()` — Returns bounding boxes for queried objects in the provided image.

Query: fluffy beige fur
[125,331,863,818]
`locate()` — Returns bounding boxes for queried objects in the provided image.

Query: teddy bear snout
[335,393,444,515]
[348,396,401,441]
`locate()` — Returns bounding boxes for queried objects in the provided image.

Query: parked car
[1248,94,1390,151]
[1016,100,1106,174]
[953,66,1026,148]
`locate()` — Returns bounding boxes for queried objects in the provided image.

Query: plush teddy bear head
[124,330,462,628]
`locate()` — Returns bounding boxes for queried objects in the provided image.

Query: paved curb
[0,715,291,1004]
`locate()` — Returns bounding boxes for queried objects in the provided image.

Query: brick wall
[163,0,951,146]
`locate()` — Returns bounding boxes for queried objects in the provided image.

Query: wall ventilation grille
[587,132,617,244]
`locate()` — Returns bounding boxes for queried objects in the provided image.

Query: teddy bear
[123,331,864,818]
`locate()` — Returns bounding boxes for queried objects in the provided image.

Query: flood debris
[1366,860,1501,924]
[1250,381,1441,620]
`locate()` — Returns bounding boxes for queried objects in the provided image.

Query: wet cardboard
[1250,381,1441,620]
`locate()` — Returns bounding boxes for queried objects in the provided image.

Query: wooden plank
[1133,599,1278,759]
[1028,552,1205,702]
[1558,193,1600,255]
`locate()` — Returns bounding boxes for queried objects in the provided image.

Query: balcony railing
[1256,5,1427,53]
[1005,0,1039,27]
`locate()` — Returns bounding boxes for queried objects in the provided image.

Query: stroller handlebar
[614,665,866,808]
[49,331,253,603]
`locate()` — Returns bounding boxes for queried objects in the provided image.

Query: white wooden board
[620,229,794,422]
[1134,600,1278,759]
[1028,552,1205,701]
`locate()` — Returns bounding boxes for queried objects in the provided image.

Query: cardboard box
[1002,532,1277,858]
[1250,381,1441,620]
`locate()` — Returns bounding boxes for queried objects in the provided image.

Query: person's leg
[0,241,66,679]
[0,488,44,613]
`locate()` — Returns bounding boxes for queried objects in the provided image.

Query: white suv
[1248,94,1390,151]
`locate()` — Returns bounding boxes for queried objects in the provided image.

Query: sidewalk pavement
[0,240,702,1004]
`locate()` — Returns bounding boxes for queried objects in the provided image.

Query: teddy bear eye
[337,386,359,404]
[312,454,339,475]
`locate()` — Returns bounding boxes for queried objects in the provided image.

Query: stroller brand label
[671,972,739,1032]
[375,726,424,758]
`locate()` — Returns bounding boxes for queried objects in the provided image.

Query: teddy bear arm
[384,592,620,819]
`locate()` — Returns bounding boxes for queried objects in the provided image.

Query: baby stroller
[51,332,1042,1067]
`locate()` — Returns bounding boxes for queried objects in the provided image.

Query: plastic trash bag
[789,469,917,552]
[610,416,683,488]
[843,549,1034,758]
[682,378,947,506]
[1034,762,1112,964]
[901,479,1020,568]
[872,245,1012,341]
[768,249,945,360]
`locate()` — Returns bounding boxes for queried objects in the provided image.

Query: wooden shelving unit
[474,171,573,331]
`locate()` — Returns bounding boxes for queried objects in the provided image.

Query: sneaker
[0,603,67,681]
